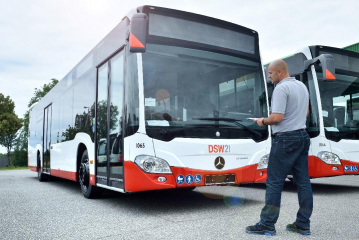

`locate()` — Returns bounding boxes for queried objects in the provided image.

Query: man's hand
[254,118,264,127]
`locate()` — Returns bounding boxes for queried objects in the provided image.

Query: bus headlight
[135,155,172,174]
[257,154,269,170]
[317,151,341,165]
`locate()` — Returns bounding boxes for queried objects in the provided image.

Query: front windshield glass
[317,71,359,141]
[142,44,268,142]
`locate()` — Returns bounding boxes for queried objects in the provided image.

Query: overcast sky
[1,0,358,153]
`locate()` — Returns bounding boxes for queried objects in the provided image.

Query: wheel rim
[79,156,89,191]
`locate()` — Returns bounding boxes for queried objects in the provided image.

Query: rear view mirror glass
[130,13,147,53]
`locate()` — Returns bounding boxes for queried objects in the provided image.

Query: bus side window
[98,139,107,156]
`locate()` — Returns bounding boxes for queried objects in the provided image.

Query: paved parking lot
[1,170,359,239]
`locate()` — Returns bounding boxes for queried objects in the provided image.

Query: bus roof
[33,5,260,112]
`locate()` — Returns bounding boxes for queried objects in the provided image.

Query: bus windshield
[142,43,268,142]
[317,71,359,141]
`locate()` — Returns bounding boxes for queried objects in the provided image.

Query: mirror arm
[303,54,336,81]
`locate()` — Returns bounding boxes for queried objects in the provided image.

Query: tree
[29,78,59,107]
[12,129,28,166]
[12,78,59,166]
[96,100,119,138]
[62,103,95,141]
[0,133,17,164]
[0,93,23,166]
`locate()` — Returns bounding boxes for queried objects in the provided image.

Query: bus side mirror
[130,13,147,53]
[304,54,336,81]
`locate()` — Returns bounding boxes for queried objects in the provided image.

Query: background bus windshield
[317,72,359,141]
[316,49,359,141]
[142,44,268,142]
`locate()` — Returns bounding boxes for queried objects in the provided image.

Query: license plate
[205,174,236,185]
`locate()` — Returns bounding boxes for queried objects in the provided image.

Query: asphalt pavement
[1,170,359,239]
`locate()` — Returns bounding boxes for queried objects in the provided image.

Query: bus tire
[287,177,296,186]
[178,187,196,192]
[79,150,99,198]
[37,153,46,182]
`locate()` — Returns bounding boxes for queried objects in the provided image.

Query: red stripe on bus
[171,164,258,187]
[28,166,37,172]
[29,166,96,184]
[51,169,77,181]
[90,174,95,186]
[124,161,176,192]
[254,169,267,183]
[338,159,359,175]
[254,157,359,183]
[308,156,359,177]
[308,155,343,178]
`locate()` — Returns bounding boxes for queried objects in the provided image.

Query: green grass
[0,166,29,171]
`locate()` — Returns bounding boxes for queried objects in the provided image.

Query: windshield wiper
[158,125,212,135]
[193,117,262,138]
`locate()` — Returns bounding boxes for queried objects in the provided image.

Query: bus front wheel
[79,150,99,198]
[178,187,196,192]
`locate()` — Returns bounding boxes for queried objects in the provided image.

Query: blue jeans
[260,129,313,230]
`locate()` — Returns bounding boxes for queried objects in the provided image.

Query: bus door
[43,104,52,174]
[96,50,125,189]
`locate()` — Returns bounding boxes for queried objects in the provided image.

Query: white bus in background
[264,45,359,180]
[28,5,271,198]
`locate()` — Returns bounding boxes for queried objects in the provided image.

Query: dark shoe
[286,222,311,235]
[246,222,276,236]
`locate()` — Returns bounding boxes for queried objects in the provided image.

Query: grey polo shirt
[271,77,309,134]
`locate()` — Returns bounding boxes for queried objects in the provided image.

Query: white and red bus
[264,46,359,180]
[28,6,271,198]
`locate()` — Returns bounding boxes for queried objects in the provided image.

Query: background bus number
[136,143,145,148]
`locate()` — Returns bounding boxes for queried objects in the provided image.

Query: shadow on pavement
[240,179,359,196]
[28,175,263,214]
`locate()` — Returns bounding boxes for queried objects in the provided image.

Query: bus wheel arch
[76,143,87,182]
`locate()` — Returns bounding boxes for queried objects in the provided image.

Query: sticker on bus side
[344,165,358,172]
[194,174,202,184]
[176,175,184,184]
[208,145,230,153]
[185,175,193,184]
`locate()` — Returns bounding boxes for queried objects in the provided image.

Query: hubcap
[79,159,89,190]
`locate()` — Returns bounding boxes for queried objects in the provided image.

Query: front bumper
[124,161,259,192]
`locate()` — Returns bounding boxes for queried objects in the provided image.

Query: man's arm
[255,113,284,127]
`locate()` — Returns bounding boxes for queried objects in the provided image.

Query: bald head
[270,60,289,74]
[268,59,290,84]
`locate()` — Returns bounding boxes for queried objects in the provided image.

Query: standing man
[246,60,312,236]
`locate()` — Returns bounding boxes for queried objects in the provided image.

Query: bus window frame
[95,46,127,188]
[143,7,260,60]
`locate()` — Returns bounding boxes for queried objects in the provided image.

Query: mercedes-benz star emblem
[214,156,225,170]
[216,131,220,137]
